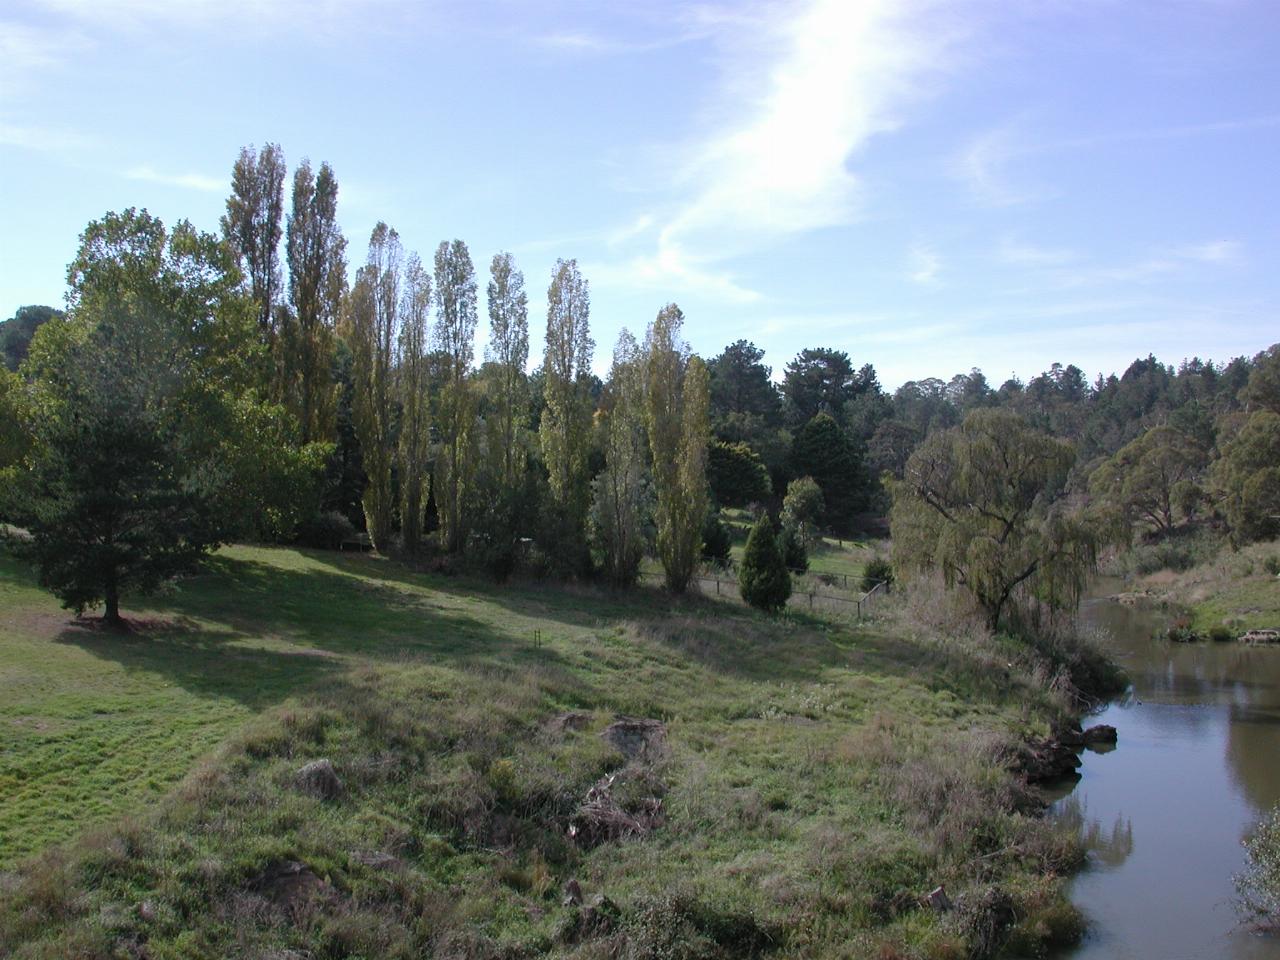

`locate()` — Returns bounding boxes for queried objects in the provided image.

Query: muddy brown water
[1051,584,1280,959]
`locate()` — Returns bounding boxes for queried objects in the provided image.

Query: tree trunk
[103,583,123,628]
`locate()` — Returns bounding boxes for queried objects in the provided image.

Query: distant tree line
[1,139,1277,623]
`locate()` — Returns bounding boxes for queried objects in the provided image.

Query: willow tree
[220,142,286,337]
[283,159,346,443]
[398,254,431,554]
[891,408,1096,633]
[434,239,478,553]
[644,304,709,593]
[589,330,650,587]
[348,223,401,552]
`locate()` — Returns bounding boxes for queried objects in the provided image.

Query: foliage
[780,523,808,573]
[296,510,357,549]
[221,142,286,335]
[484,251,530,493]
[1237,804,1280,930]
[589,331,649,587]
[701,510,733,566]
[781,347,878,427]
[862,557,894,592]
[347,223,402,552]
[1214,411,1280,544]
[0,367,28,482]
[1089,424,1207,535]
[1,305,62,371]
[738,514,791,612]
[644,305,709,593]
[1243,343,1280,415]
[434,239,478,553]
[891,408,1097,632]
[397,253,432,554]
[781,476,824,545]
[790,412,866,534]
[5,209,302,623]
[281,159,345,444]
[707,439,771,508]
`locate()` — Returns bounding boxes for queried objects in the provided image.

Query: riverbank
[1,545,1102,959]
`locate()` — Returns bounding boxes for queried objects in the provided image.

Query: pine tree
[739,514,791,613]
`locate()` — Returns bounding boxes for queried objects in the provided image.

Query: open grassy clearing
[1,544,1091,958]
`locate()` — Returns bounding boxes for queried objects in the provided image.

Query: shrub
[738,515,791,613]
[1237,804,1280,930]
[1209,625,1235,643]
[781,523,808,573]
[701,511,732,566]
[1264,556,1280,577]
[296,511,357,550]
[862,557,894,592]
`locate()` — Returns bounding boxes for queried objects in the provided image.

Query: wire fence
[638,567,891,619]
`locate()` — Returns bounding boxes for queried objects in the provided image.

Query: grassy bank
[1123,540,1280,634]
[2,545,1091,959]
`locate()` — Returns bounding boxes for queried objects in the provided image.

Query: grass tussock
[0,544,1097,959]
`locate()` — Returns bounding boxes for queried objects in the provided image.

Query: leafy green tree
[347,223,401,552]
[791,412,866,534]
[781,476,824,549]
[1089,425,1208,536]
[891,408,1097,633]
[0,367,28,481]
[1243,343,1280,415]
[782,347,877,427]
[707,439,771,508]
[221,142,286,335]
[282,159,346,443]
[1214,411,1280,545]
[485,251,529,492]
[701,510,732,566]
[540,260,594,509]
[8,209,303,625]
[589,330,650,587]
[434,239,478,553]
[738,514,791,612]
[397,253,432,554]
[644,304,709,593]
[1,305,62,371]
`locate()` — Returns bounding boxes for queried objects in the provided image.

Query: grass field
[1136,540,1280,633]
[1,543,1092,959]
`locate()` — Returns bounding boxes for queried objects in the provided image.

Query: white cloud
[124,164,223,193]
[997,236,1077,266]
[608,0,961,303]
[1176,239,1241,264]
[0,121,91,152]
[907,243,941,284]
[954,122,1043,206]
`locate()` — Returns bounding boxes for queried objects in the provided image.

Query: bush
[296,511,357,550]
[781,524,808,573]
[701,511,733,566]
[738,515,791,613]
[1265,556,1280,577]
[1209,625,1235,643]
[862,557,894,592]
[1238,804,1280,930]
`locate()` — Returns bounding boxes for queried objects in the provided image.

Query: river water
[1052,588,1280,959]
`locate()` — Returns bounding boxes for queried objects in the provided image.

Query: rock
[602,716,667,762]
[581,893,621,935]
[137,899,156,921]
[1018,738,1083,784]
[1241,629,1280,645]
[248,859,335,913]
[1082,724,1118,745]
[547,711,591,735]
[562,877,583,906]
[1053,720,1085,747]
[295,759,342,800]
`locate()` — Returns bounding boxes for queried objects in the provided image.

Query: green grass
[1,543,1090,959]
[1138,540,1280,633]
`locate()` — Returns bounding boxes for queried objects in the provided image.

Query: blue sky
[1,0,1277,387]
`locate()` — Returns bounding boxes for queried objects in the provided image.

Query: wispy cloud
[124,164,223,193]
[606,0,962,303]
[0,121,91,152]
[1046,239,1243,289]
[954,122,1043,206]
[997,236,1077,266]
[907,244,941,284]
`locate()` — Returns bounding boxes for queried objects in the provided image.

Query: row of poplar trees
[221,143,709,591]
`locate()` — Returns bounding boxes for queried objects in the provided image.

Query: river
[1052,586,1280,959]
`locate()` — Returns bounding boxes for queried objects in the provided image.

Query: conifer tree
[739,514,791,612]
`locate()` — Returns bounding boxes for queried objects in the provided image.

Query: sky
[1,0,1277,388]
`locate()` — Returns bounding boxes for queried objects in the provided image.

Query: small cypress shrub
[701,511,733,566]
[781,523,808,573]
[861,557,894,592]
[739,515,791,613]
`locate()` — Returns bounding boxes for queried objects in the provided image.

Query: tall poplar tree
[644,304,710,593]
[348,223,401,552]
[221,142,286,337]
[485,252,529,491]
[398,254,432,554]
[542,263,596,568]
[434,239,478,553]
[284,159,346,443]
[589,330,650,587]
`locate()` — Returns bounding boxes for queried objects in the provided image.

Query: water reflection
[1054,587,1280,959]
